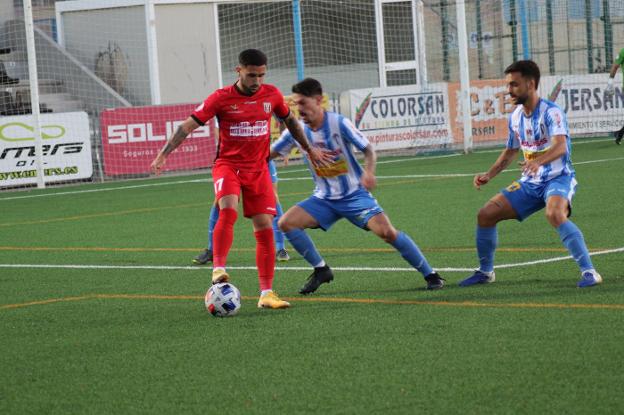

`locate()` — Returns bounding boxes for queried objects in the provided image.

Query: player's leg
[460,191,518,287]
[211,165,241,284]
[615,124,624,144]
[279,198,337,295]
[241,169,289,308]
[269,160,288,260]
[366,212,445,290]
[272,183,289,262]
[192,201,218,265]
[544,178,602,287]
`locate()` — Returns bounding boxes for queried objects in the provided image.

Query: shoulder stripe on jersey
[190,114,204,126]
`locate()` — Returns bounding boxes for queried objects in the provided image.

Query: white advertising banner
[345,83,453,151]
[540,73,624,136]
[0,112,93,186]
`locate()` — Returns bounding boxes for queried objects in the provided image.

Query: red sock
[213,208,237,268]
[254,228,275,291]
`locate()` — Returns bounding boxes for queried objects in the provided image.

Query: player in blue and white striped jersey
[460,60,602,288]
[271,78,444,294]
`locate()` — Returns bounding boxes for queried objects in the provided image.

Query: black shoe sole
[299,278,333,295]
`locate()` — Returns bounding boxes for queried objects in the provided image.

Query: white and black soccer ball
[204,283,241,317]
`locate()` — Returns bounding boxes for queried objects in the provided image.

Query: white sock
[314,260,326,268]
[213,267,226,273]
[261,289,273,296]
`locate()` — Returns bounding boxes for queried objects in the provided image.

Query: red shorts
[212,163,276,218]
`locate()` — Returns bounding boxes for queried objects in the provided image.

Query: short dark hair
[292,78,323,97]
[238,49,267,67]
[504,60,541,88]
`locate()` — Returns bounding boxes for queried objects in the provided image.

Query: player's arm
[518,135,567,177]
[360,145,377,191]
[474,148,519,189]
[282,112,332,167]
[607,49,624,94]
[338,116,376,189]
[270,129,295,161]
[607,63,620,95]
[150,117,199,175]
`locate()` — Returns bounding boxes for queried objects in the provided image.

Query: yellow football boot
[257,291,290,309]
[211,268,230,284]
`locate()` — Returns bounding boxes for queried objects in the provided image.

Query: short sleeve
[339,116,369,151]
[616,48,624,66]
[545,107,567,138]
[191,91,219,125]
[266,88,289,120]
[506,116,519,149]
[271,129,296,156]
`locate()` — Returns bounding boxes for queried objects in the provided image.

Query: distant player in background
[605,46,624,144]
[193,159,290,265]
[460,60,602,288]
[271,78,445,295]
[151,49,330,309]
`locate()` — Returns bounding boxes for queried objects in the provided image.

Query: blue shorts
[297,188,384,231]
[268,160,278,184]
[501,175,577,221]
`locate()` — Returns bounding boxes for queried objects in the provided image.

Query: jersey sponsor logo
[521,136,548,148]
[314,157,348,178]
[506,181,521,192]
[229,120,269,137]
[523,148,548,161]
[314,159,349,178]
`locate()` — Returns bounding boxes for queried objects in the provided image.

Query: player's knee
[477,206,496,226]
[377,226,398,243]
[545,208,566,227]
[277,215,293,232]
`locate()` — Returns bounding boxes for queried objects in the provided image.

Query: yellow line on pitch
[2,293,623,311]
[0,245,577,253]
[0,203,209,227]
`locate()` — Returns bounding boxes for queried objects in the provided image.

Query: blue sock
[557,221,593,272]
[273,202,285,251]
[207,205,219,250]
[284,229,323,267]
[391,231,433,277]
[476,226,497,273]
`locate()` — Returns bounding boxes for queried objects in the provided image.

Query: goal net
[1,0,623,192]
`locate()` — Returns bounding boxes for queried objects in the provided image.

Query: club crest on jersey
[263,102,272,113]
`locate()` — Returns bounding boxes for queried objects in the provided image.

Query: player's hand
[606,78,615,96]
[305,146,333,167]
[360,170,376,190]
[150,153,166,175]
[473,173,490,190]
[282,154,290,166]
[519,159,540,177]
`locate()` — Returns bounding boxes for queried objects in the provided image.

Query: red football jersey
[191,84,290,171]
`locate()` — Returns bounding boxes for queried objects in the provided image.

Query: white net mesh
[1,0,623,192]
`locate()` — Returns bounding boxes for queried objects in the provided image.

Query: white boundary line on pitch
[0,138,616,202]
[0,246,621,273]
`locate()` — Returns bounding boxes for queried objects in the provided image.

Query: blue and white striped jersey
[271,111,369,200]
[507,98,574,184]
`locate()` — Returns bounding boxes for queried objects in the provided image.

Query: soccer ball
[204,283,241,317]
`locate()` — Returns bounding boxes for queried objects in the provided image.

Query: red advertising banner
[100,104,216,175]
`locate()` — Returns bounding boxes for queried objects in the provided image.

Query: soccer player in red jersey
[151,49,330,309]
